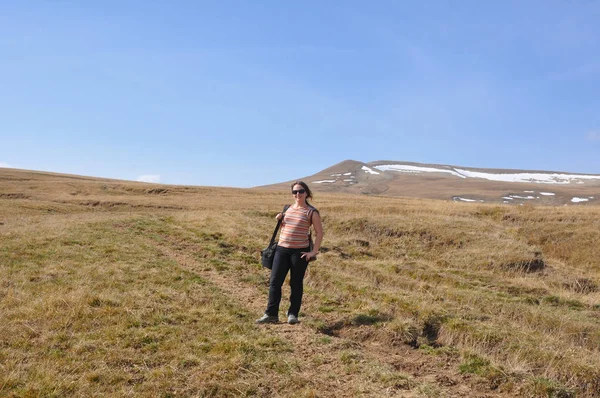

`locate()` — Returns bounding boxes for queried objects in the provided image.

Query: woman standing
[256,181,324,324]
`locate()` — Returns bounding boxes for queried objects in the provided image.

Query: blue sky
[1,1,599,187]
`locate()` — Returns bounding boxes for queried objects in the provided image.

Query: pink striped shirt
[278,205,316,249]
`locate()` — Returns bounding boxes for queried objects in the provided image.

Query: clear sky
[1,1,599,187]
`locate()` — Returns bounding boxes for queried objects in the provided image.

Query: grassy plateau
[1,169,600,397]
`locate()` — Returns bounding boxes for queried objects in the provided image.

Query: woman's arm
[311,211,324,253]
[302,211,323,260]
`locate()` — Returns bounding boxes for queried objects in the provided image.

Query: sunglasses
[292,189,306,195]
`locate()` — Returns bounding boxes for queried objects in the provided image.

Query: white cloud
[587,131,600,141]
[0,161,13,168]
[136,174,161,183]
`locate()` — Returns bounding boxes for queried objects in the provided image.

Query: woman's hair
[291,180,313,205]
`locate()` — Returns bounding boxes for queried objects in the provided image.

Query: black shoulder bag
[261,205,290,269]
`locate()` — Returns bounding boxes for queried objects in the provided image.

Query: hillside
[1,168,600,397]
[259,160,600,206]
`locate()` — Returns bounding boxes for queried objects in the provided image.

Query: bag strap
[268,205,290,246]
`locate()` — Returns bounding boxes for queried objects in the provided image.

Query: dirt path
[159,243,515,397]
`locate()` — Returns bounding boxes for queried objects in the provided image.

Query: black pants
[266,245,309,317]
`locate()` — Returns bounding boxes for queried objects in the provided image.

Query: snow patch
[571,197,589,203]
[362,166,380,175]
[313,180,336,184]
[540,192,555,196]
[455,169,600,184]
[375,164,465,178]
[453,197,484,203]
[373,163,600,185]
[509,195,535,200]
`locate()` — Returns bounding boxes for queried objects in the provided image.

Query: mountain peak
[260,160,600,206]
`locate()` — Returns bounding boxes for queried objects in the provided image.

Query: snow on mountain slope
[373,164,600,185]
[260,159,599,205]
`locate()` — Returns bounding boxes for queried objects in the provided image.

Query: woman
[256,181,324,324]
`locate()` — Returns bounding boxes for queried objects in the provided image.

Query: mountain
[258,160,600,205]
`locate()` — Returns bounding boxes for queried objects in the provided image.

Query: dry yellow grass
[1,168,600,397]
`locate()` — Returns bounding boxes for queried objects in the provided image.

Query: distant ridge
[257,159,600,206]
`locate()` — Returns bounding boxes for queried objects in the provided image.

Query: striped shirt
[278,205,316,249]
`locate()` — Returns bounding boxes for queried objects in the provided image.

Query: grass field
[1,169,600,397]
